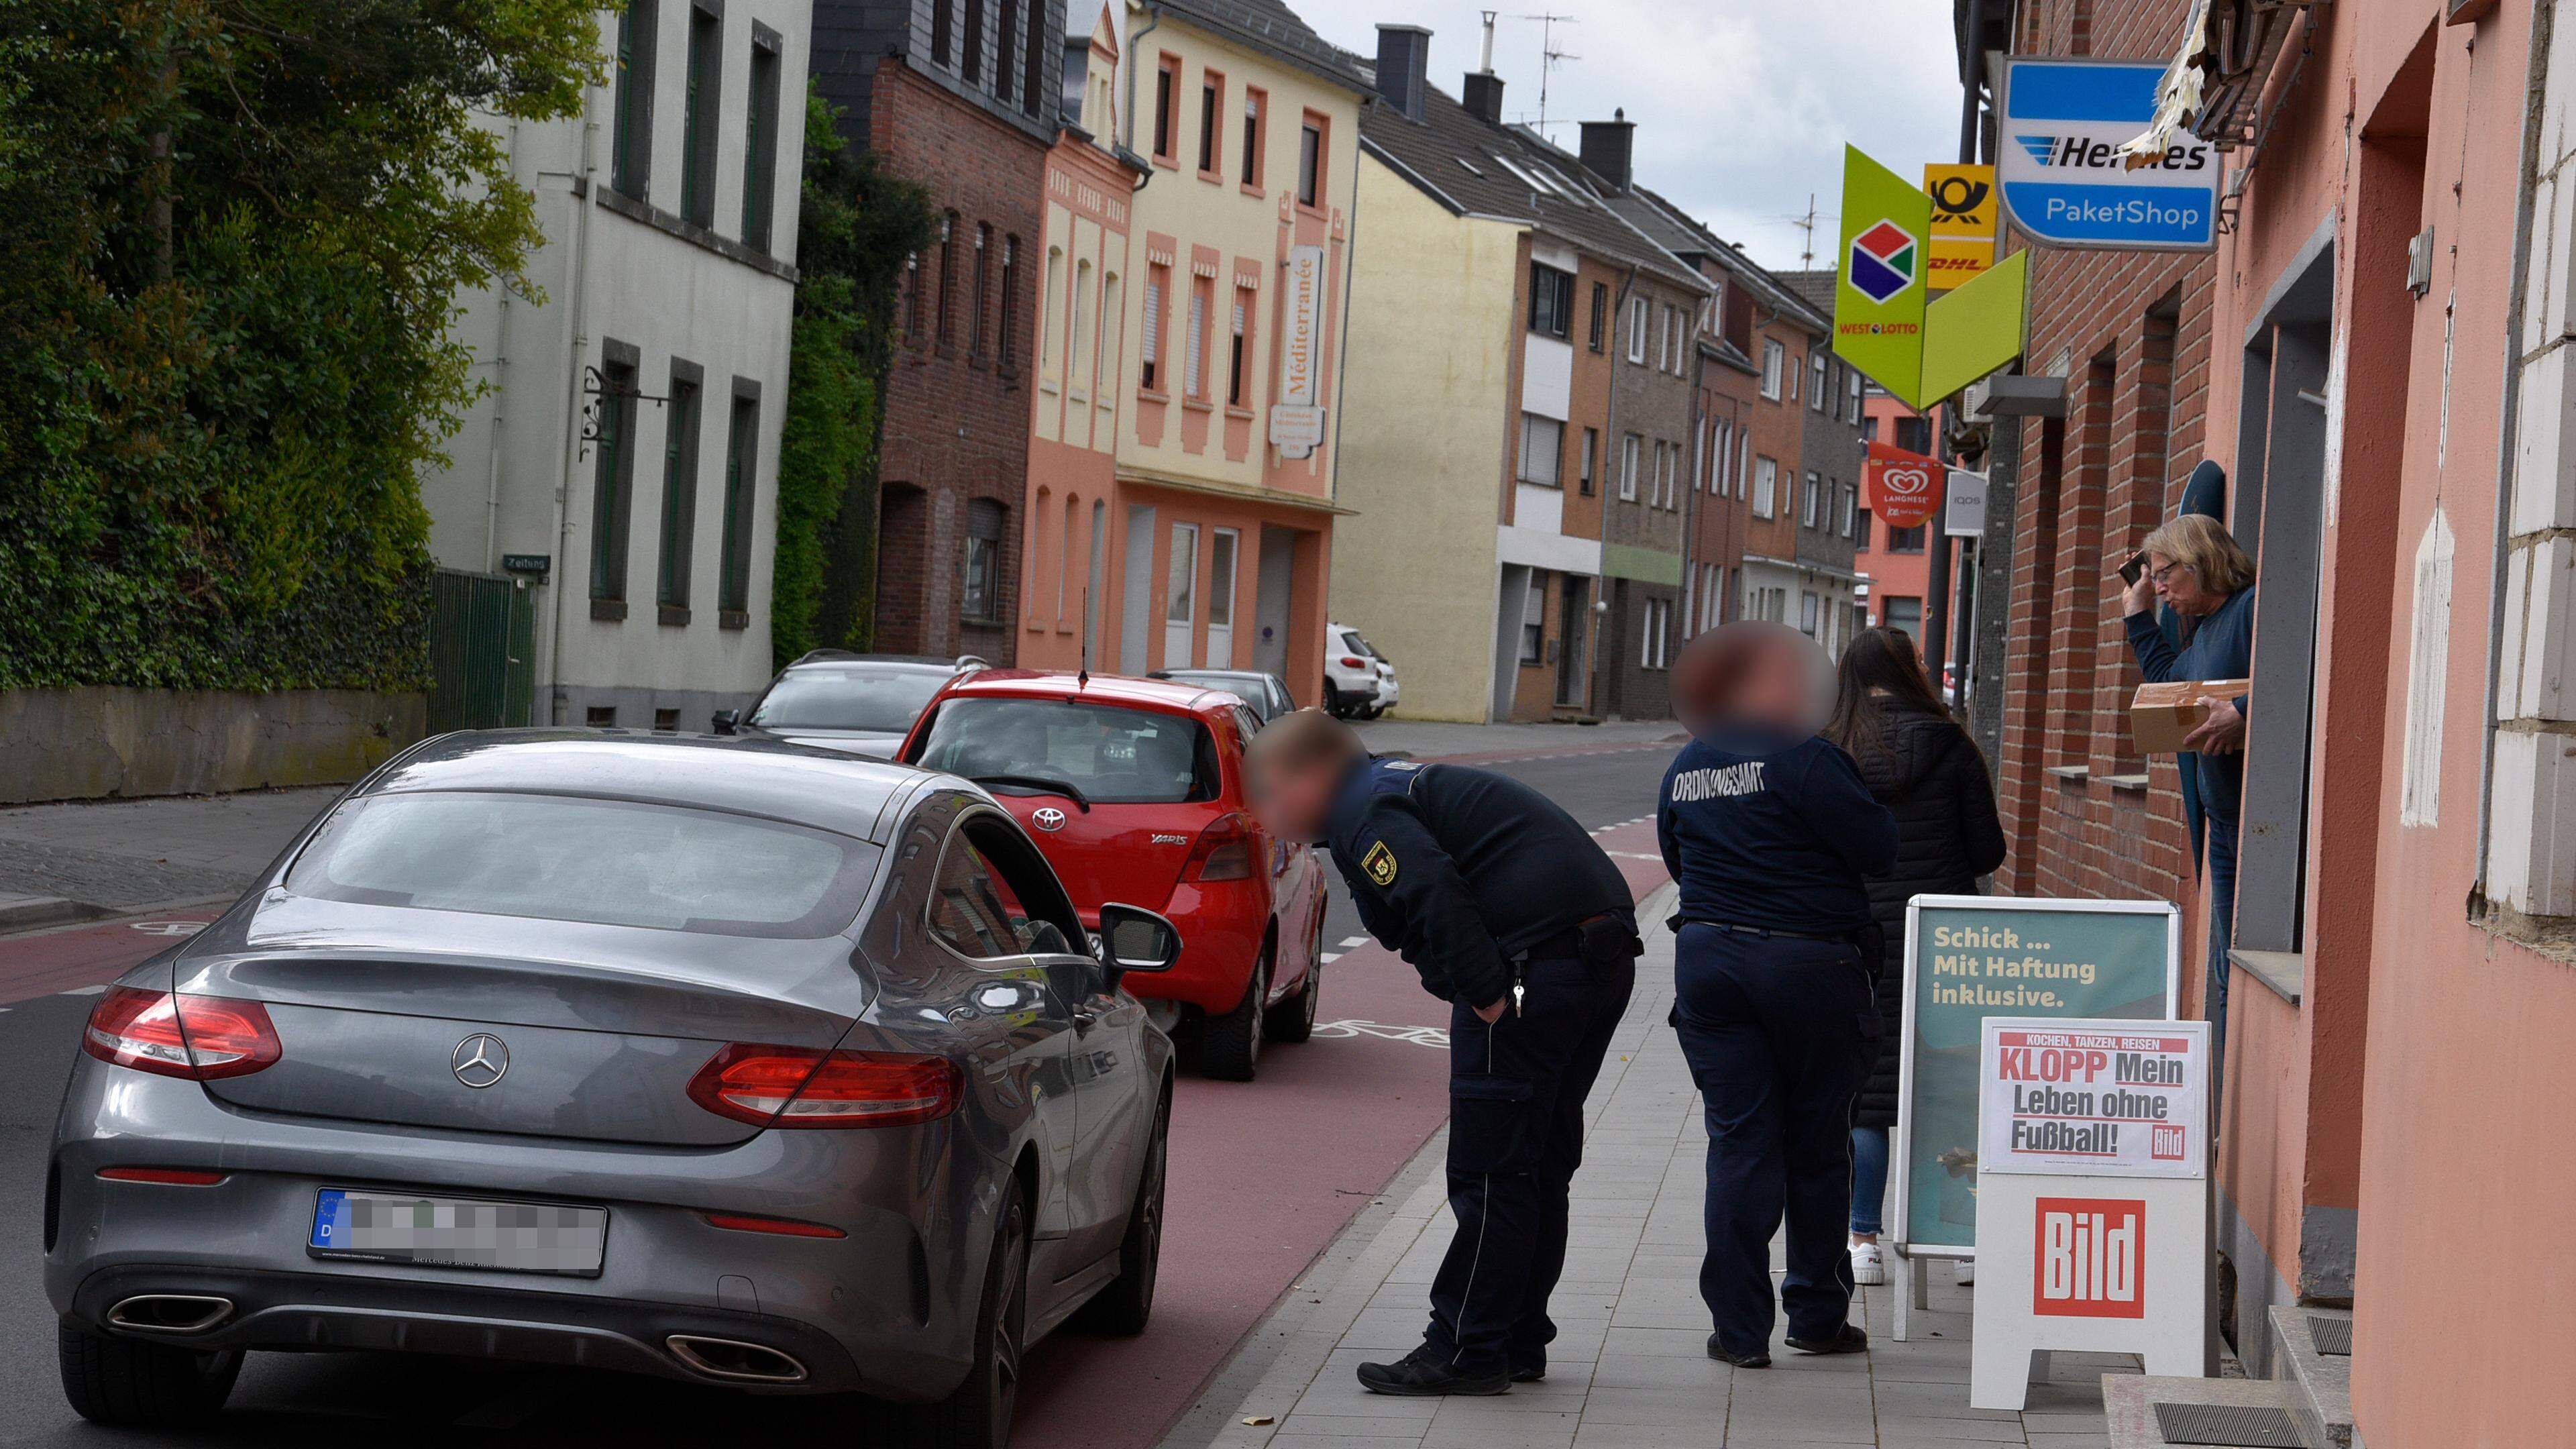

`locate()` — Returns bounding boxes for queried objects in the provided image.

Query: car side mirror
[1095,902,1182,975]
[711,709,739,735]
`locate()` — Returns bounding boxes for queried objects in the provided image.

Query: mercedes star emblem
[451,1034,510,1089]
[1033,807,1067,832]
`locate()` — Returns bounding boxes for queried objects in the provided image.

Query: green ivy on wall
[0,0,599,692]
[769,92,936,669]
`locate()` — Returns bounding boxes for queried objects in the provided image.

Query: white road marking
[1312,1019,1449,1048]
[1339,935,1369,948]
[1320,953,1342,964]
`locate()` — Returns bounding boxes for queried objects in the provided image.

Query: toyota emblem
[451,1034,510,1089]
[1032,807,1067,832]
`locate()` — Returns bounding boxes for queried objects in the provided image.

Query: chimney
[1462,12,1503,126]
[1580,109,1635,193]
[1375,24,1432,124]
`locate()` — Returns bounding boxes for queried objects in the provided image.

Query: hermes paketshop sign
[1272,244,1327,458]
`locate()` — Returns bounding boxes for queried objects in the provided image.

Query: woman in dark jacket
[1824,627,2006,1288]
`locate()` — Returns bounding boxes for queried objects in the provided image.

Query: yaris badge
[1032,807,1067,832]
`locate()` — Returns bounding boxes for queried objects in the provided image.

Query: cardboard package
[2129,679,2251,753]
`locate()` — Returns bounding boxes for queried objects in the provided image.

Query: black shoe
[1508,1364,1546,1383]
[1705,1334,1770,1368]
[1784,1323,1870,1356]
[1356,1349,1511,1397]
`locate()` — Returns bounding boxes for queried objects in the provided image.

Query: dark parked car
[1148,669,1297,724]
[716,651,987,757]
[47,731,1180,1448]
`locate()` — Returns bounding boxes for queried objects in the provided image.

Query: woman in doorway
[1825,627,2005,1289]
[2120,513,2258,1088]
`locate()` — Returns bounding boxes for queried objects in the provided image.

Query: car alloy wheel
[917,1183,1029,1449]
[1079,1085,1168,1334]
[1201,951,1267,1081]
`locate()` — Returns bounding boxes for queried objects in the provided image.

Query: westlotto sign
[2033,1197,2145,1319]
[1998,58,2218,251]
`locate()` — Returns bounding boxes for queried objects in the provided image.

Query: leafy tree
[0,0,600,690]
[770,92,935,667]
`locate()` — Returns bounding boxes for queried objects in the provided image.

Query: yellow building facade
[1095,0,1366,704]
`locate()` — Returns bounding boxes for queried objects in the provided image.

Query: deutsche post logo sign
[1923,164,1998,291]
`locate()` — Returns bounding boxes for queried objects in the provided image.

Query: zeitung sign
[1997,58,2220,251]
[1888,896,2178,1343]
[1970,1018,2213,1409]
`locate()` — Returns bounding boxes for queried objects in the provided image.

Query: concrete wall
[1330,153,1520,722]
[1,689,425,805]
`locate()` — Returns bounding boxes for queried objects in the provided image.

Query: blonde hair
[2139,513,2255,596]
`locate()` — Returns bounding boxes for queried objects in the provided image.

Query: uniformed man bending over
[1248,710,1640,1396]
[1661,623,1897,1368]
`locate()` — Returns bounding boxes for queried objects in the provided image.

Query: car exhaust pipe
[105,1294,233,1336]
[666,1334,809,1384]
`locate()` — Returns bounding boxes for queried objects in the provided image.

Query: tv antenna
[1518,12,1579,138]
[1782,194,1833,270]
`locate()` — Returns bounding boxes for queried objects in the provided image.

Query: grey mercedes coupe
[45,731,1180,1448]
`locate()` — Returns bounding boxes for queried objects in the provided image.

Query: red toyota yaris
[899,671,1328,1080]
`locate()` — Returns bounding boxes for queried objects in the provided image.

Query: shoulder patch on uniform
[1360,839,1399,887]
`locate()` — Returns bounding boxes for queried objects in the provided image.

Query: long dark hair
[1827,626,1949,760]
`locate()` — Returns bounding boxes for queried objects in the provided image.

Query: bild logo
[1848,219,1919,305]
[2033,1197,2145,1319]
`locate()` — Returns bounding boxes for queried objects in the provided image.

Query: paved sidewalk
[0,786,336,914]
[1167,907,2133,1449]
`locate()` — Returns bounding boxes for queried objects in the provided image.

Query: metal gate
[428,570,535,734]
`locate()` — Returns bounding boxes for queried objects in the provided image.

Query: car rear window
[914,698,1220,804]
[749,667,947,733]
[286,792,881,937]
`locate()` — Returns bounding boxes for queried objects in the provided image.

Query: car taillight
[686,1044,963,1129]
[1340,656,1366,668]
[82,987,280,1081]
[1185,813,1256,882]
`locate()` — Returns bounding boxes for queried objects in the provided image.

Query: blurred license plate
[309,1189,606,1276]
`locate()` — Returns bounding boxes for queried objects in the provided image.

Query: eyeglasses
[2149,559,2194,586]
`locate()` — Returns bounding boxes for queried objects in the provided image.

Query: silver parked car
[715,650,987,757]
[46,731,1179,1446]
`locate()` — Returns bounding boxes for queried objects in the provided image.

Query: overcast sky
[1285,0,1964,274]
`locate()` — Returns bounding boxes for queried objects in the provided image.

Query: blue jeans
[2206,812,2238,1104]
[1849,1126,1888,1236]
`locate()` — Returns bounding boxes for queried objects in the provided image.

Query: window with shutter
[1227,290,1248,406]
[1140,269,1163,390]
[1185,285,1205,398]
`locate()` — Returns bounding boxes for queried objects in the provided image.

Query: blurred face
[1673,624,1833,737]
[1247,747,1341,843]
[2149,553,2224,616]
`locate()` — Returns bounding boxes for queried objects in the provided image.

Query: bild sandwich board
[1888,895,2179,1341]
[1969,1017,2214,1408]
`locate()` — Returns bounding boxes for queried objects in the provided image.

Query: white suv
[1324,624,1399,719]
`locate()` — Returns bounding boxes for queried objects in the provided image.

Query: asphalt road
[0,741,1675,1448]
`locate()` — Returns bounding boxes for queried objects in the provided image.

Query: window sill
[1197,168,1224,184]
[960,614,1008,630]
[1295,202,1327,221]
[1152,154,1179,170]
[1040,378,1061,395]
[1517,478,1564,490]
[969,353,991,372]
[590,599,628,623]
[1181,396,1214,414]
[718,609,749,631]
[1226,404,1254,420]
[657,604,691,627]
[2230,948,2306,1006]
[1138,386,1170,404]
[936,343,959,361]
[2101,771,2151,792]
[2044,763,2090,782]
[1239,180,1266,198]
[580,179,799,284]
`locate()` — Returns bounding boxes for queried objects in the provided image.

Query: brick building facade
[812,0,1067,661]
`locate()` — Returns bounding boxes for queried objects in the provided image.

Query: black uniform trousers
[1424,941,1637,1377]
[1672,922,1880,1359]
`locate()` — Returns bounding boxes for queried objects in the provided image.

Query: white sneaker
[1953,1258,1976,1287]
[1849,1240,1886,1286]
